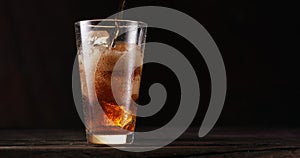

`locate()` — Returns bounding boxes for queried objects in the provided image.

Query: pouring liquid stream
[109,0,126,49]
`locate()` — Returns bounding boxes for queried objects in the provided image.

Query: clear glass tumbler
[75,19,147,144]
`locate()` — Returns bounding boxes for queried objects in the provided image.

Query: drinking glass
[75,19,147,144]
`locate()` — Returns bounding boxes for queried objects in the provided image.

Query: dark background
[0,0,298,129]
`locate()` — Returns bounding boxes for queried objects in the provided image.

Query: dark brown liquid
[119,0,126,14]
[110,0,127,48]
[82,43,142,134]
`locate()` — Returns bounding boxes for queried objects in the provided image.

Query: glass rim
[75,19,147,28]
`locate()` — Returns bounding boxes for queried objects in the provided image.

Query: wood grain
[0,128,299,157]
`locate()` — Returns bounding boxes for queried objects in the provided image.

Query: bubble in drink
[95,42,143,132]
[87,30,109,46]
[78,30,109,103]
[75,18,147,144]
[79,38,143,134]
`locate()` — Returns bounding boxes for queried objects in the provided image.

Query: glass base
[87,132,134,144]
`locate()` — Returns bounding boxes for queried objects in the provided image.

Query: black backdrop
[0,0,299,129]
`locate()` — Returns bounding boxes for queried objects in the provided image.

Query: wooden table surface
[0,128,299,158]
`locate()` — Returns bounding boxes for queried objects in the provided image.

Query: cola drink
[80,42,143,133]
[76,20,147,144]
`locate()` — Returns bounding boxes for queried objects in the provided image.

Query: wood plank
[0,128,299,157]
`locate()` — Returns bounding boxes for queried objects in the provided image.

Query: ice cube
[101,102,135,130]
[79,30,110,102]
[87,30,110,46]
[96,42,143,72]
